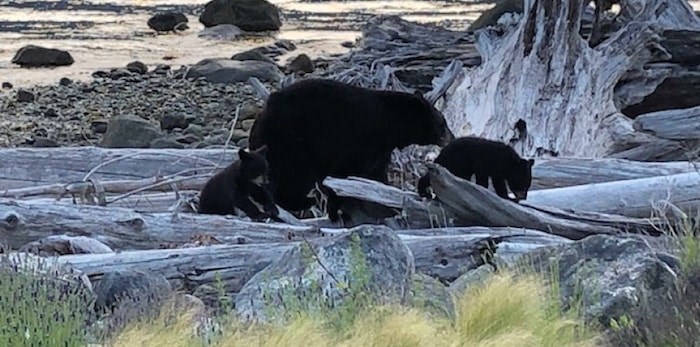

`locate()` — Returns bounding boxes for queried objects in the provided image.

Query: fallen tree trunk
[0,146,237,191]
[324,166,661,239]
[441,0,699,158]
[55,230,570,292]
[632,105,700,141]
[531,157,698,189]
[526,171,700,218]
[0,199,321,250]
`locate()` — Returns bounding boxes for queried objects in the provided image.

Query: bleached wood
[526,171,700,218]
[440,0,697,158]
[0,147,237,191]
[632,105,700,140]
[55,231,569,292]
[0,199,321,250]
[532,158,697,189]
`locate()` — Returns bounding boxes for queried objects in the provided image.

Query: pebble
[2,82,13,90]
[0,66,270,148]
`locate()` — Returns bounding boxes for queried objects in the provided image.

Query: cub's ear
[413,90,425,99]
[527,159,535,167]
[238,148,252,161]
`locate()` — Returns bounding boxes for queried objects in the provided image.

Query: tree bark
[632,105,700,141]
[54,231,570,292]
[0,199,320,251]
[0,146,236,191]
[440,0,699,158]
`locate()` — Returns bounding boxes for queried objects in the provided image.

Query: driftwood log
[323,164,667,239]
[53,229,570,292]
[0,199,321,250]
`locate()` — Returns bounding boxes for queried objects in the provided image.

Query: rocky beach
[0,0,497,149]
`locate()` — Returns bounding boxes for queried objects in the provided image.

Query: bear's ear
[239,148,253,162]
[413,90,425,99]
[527,159,535,167]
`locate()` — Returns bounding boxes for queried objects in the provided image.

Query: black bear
[198,145,279,221]
[248,78,454,221]
[417,136,535,201]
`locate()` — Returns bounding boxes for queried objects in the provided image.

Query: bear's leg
[491,176,513,200]
[416,174,432,198]
[475,173,489,189]
[234,194,268,221]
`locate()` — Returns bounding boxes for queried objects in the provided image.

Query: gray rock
[241,119,255,131]
[1,82,12,89]
[110,68,133,80]
[236,137,249,148]
[90,120,109,134]
[235,225,415,323]
[516,234,681,328]
[126,61,148,74]
[448,264,496,296]
[93,270,172,314]
[198,24,243,40]
[149,137,185,149]
[147,12,189,32]
[175,134,202,144]
[11,45,74,67]
[185,58,282,84]
[193,284,233,314]
[239,102,261,120]
[101,115,162,148]
[407,273,456,321]
[287,54,314,74]
[59,77,73,86]
[275,39,296,52]
[160,113,189,131]
[199,0,282,32]
[17,89,35,102]
[231,48,276,65]
[231,128,248,142]
[184,123,205,137]
[32,137,59,147]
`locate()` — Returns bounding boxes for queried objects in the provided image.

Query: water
[1,0,697,87]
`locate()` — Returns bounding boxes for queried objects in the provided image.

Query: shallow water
[1,0,698,88]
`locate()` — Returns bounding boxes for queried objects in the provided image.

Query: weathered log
[441,0,695,158]
[609,138,699,162]
[55,230,570,292]
[0,146,237,191]
[632,105,700,141]
[531,158,697,189]
[424,164,657,239]
[526,171,700,218]
[324,166,661,239]
[0,199,321,250]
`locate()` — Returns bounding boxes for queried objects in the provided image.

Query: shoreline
[0,0,483,88]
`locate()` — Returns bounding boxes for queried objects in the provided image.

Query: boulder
[448,264,496,296]
[93,270,173,314]
[516,234,681,328]
[185,58,283,84]
[147,12,189,32]
[231,48,276,64]
[16,89,35,102]
[101,115,162,148]
[160,113,190,131]
[11,45,74,67]
[235,225,415,323]
[406,273,456,321]
[199,0,282,32]
[286,53,314,74]
[126,61,148,74]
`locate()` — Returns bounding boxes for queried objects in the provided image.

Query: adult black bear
[417,136,535,201]
[249,78,454,220]
[198,145,279,221]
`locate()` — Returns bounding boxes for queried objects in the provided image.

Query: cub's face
[238,146,271,187]
[509,158,535,201]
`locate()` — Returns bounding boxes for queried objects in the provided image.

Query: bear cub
[198,146,279,221]
[417,136,535,201]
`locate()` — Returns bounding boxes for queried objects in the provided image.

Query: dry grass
[110,271,601,347]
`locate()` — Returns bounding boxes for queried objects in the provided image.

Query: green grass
[0,256,93,346]
[111,271,601,347]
